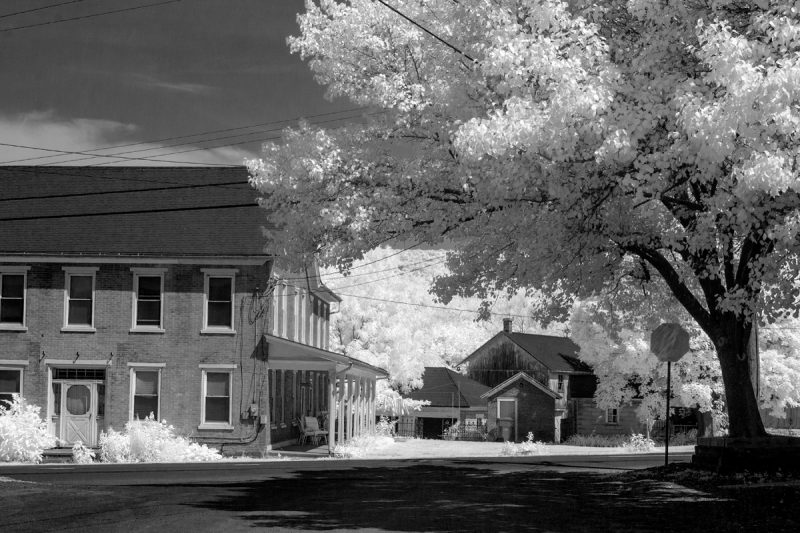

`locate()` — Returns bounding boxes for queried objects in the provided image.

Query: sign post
[650,323,690,467]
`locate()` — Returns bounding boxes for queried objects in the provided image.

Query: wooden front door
[52,381,103,446]
[497,398,517,442]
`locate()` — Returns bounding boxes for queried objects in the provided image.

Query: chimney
[502,318,513,333]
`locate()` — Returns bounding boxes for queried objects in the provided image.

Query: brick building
[0,166,386,453]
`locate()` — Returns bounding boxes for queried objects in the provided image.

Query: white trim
[200,369,233,427]
[131,270,165,332]
[197,422,235,431]
[129,267,168,274]
[44,359,111,367]
[202,271,236,333]
[0,268,28,329]
[127,362,167,368]
[129,366,161,421]
[201,268,239,275]
[299,290,306,344]
[63,268,96,329]
[0,359,29,366]
[2,256,267,265]
[198,363,238,369]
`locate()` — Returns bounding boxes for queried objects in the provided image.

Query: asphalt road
[2,451,797,532]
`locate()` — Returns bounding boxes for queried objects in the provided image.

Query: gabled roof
[0,166,269,258]
[403,367,491,408]
[461,332,590,373]
[480,372,562,400]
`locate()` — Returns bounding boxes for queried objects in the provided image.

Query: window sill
[200,328,236,336]
[0,324,27,332]
[197,423,234,431]
[129,327,166,334]
[61,326,96,333]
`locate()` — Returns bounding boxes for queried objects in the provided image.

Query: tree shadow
[170,461,799,532]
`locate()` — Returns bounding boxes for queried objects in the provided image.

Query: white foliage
[0,396,56,463]
[99,416,221,463]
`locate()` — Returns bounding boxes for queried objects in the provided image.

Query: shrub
[564,433,628,447]
[374,416,395,437]
[624,433,655,453]
[0,395,56,463]
[500,432,545,456]
[72,442,96,464]
[668,428,698,446]
[332,434,394,459]
[99,416,221,463]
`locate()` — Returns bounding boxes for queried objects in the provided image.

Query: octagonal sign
[650,323,690,363]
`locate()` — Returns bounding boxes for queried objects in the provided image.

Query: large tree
[249,0,800,438]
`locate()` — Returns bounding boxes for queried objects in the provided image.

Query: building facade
[0,166,386,453]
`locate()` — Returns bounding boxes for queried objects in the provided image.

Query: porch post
[327,369,336,450]
[347,376,355,441]
[369,378,376,432]
[337,375,346,444]
[358,377,367,435]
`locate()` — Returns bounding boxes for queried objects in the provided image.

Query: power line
[1,165,246,189]
[327,291,532,319]
[0,0,182,33]
[372,0,475,62]
[326,258,447,291]
[88,112,384,167]
[1,107,370,166]
[0,140,234,167]
[0,0,87,20]
[0,179,248,203]
[0,202,257,222]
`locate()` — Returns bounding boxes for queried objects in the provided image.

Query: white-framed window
[131,268,166,332]
[0,366,23,407]
[605,407,619,424]
[202,269,236,333]
[63,267,98,331]
[0,266,29,330]
[199,365,236,429]
[497,398,516,419]
[129,364,163,420]
[557,374,564,393]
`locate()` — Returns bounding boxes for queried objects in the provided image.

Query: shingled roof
[404,367,491,408]
[0,166,269,258]
[460,332,592,373]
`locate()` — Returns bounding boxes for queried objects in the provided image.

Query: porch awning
[262,334,388,379]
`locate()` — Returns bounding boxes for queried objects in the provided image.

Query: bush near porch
[0,396,56,463]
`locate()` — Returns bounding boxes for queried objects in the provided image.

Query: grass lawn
[336,436,695,459]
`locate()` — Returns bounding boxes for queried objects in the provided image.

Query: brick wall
[573,398,647,436]
[1,261,273,452]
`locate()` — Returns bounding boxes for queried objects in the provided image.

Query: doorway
[50,368,105,446]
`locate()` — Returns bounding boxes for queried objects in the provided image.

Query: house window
[63,267,98,330]
[202,269,236,333]
[200,367,235,428]
[0,267,28,329]
[605,408,619,424]
[130,367,161,420]
[0,368,22,407]
[557,374,564,393]
[131,269,165,331]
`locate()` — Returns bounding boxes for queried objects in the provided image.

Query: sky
[0,0,358,166]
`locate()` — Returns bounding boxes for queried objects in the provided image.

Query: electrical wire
[0,0,87,20]
[0,202,257,222]
[0,107,370,165]
[0,0,182,33]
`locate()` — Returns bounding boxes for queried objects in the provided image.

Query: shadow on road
[170,462,797,532]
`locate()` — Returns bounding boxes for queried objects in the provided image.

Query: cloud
[0,111,257,166]
[130,73,216,95]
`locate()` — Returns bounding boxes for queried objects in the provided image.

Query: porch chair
[298,415,327,446]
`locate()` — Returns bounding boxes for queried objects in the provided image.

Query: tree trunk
[712,316,768,439]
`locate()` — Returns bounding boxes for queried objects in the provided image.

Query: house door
[51,380,104,446]
[497,398,517,442]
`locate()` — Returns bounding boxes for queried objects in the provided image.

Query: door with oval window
[53,381,103,446]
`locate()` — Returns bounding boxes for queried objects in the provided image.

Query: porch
[263,334,388,452]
